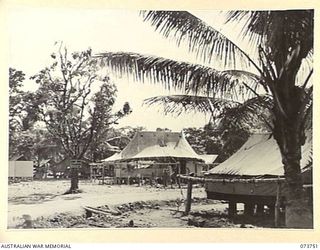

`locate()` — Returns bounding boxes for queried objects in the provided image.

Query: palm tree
[94,10,313,228]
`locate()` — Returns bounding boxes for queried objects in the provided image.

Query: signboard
[70,160,82,168]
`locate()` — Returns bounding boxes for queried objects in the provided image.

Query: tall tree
[9,68,42,159]
[9,68,26,139]
[95,10,313,227]
[31,44,131,193]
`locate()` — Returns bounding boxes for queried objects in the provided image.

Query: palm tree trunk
[282,145,313,228]
[274,122,312,228]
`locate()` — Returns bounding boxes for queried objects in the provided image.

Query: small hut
[9,155,34,181]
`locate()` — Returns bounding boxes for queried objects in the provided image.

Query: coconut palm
[95,10,313,227]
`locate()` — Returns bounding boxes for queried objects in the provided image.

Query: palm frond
[144,94,238,116]
[140,11,255,68]
[226,10,314,59]
[218,95,273,131]
[95,52,262,97]
[144,93,273,131]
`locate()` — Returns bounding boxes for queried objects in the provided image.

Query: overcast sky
[7,7,247,131]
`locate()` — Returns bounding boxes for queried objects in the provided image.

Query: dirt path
[8,180,207,228]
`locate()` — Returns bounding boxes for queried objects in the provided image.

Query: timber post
[228,200,237,217]
[102,164,105,185]
[256,204,264,216]
[90,164,93,182]
[185,180,193,215]
[275,180,281,227]
[244,202,254,217]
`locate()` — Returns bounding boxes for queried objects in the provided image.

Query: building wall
[9,161,33,178]
[114,164,168,178]
[186,161,205,176]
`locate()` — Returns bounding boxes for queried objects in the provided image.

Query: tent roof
[102,131,204,162]
[102,153,122,162]
[197,154,218,164]
[208,131,312,176]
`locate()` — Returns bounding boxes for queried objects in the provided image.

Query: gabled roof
[9,155,26,161]
[102,131,204,162]
[208,131,312,176]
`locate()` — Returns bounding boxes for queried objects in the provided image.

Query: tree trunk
[67,159,81,194]
[70,167,79,192]
[274,117,312,228]
[283,152,313,228]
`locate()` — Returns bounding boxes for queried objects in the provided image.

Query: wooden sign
[70,160,82,168]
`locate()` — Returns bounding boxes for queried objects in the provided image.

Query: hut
[204,131,312,218]
[9,155,34,181]
[100,130,209,184]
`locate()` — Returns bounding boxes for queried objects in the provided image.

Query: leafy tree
[183,126,221,155]
[9,68,26,138]
[95,10,313,227]
[31,44,131,192]
[9,68,42,159]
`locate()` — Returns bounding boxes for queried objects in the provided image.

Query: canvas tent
[207,132,312,177]
[205,131,312,203]
[101,131,207,180]
[105,131,203,161]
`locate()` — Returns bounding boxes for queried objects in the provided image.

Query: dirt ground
[7,180,273,229]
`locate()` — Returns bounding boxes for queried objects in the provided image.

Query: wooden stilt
[185,180,193,215]
[256,204,264,216]
[228,201,237,217]
[102,164,105,185]
[244,202,254,216]
[90,165,93,182]
[275,181,281,227]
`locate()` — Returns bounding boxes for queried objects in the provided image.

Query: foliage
[9,68,43,159]
[30,44,131,161]
[9,68,26,136]
[183,126,221,155]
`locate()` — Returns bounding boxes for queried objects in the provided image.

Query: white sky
[7,7,252,131]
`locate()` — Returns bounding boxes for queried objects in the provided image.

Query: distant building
[9,155,33,180]
[99,130,217,183]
